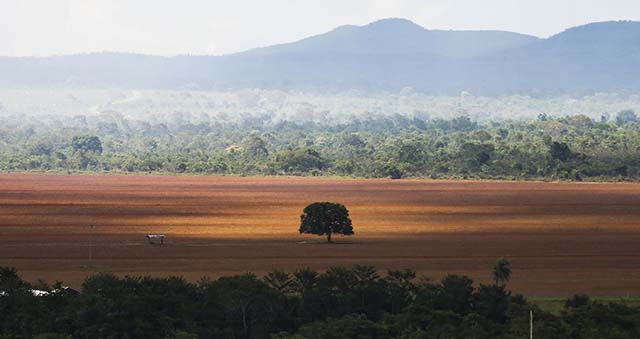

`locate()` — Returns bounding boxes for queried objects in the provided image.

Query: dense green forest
[2,109,640,181]
[1,264,639,339]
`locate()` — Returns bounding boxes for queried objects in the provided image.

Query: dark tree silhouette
[549,141,572,162]
[492,257,512,286]
[299,202,354,243]
[616,109,638,126]
[71,135,103,154]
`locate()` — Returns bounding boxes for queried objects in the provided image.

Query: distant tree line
[2,110,640,181]
[1,262,639,339]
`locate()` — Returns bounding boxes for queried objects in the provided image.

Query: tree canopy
[2,264,640,339]
[3,110,640,182]
[71,135,103,154]
[299,202,354,242]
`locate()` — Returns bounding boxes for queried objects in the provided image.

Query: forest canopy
[2,264,639,339]
[1,106,639,182]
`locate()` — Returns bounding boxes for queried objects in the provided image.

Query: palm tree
[493,257,512,286]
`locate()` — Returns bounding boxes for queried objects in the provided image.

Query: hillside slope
[1,19,639,94]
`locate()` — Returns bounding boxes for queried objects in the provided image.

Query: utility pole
[88,224,95,264]
[530,309,533,339]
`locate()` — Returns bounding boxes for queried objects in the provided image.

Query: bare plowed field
[1,174,640,296]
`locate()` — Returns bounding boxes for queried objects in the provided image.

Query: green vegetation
[530,296,640,315]
[2,110,640,181]
[2,260,640,339]
[299,202,354,243]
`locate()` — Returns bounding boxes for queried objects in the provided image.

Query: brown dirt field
[1,173,640,296]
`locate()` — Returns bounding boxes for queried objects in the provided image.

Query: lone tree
[492,257,512,286]
[299,202,354,243]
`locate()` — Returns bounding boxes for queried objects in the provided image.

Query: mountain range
[2,18,640,95]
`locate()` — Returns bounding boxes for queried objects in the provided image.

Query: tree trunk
[327,231,332,243]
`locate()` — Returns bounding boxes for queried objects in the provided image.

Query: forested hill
[1,19,640,94]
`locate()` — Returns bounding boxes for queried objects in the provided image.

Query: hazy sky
[2,0,640,57]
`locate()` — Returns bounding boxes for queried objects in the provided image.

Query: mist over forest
[3,18,640,124]
[2,89,640,123]
[1,87,639,181]
[2,19,640,181]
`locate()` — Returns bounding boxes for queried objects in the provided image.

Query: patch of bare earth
[1,173,640,296]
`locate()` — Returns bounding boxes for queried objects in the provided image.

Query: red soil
[1,173,639,296]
